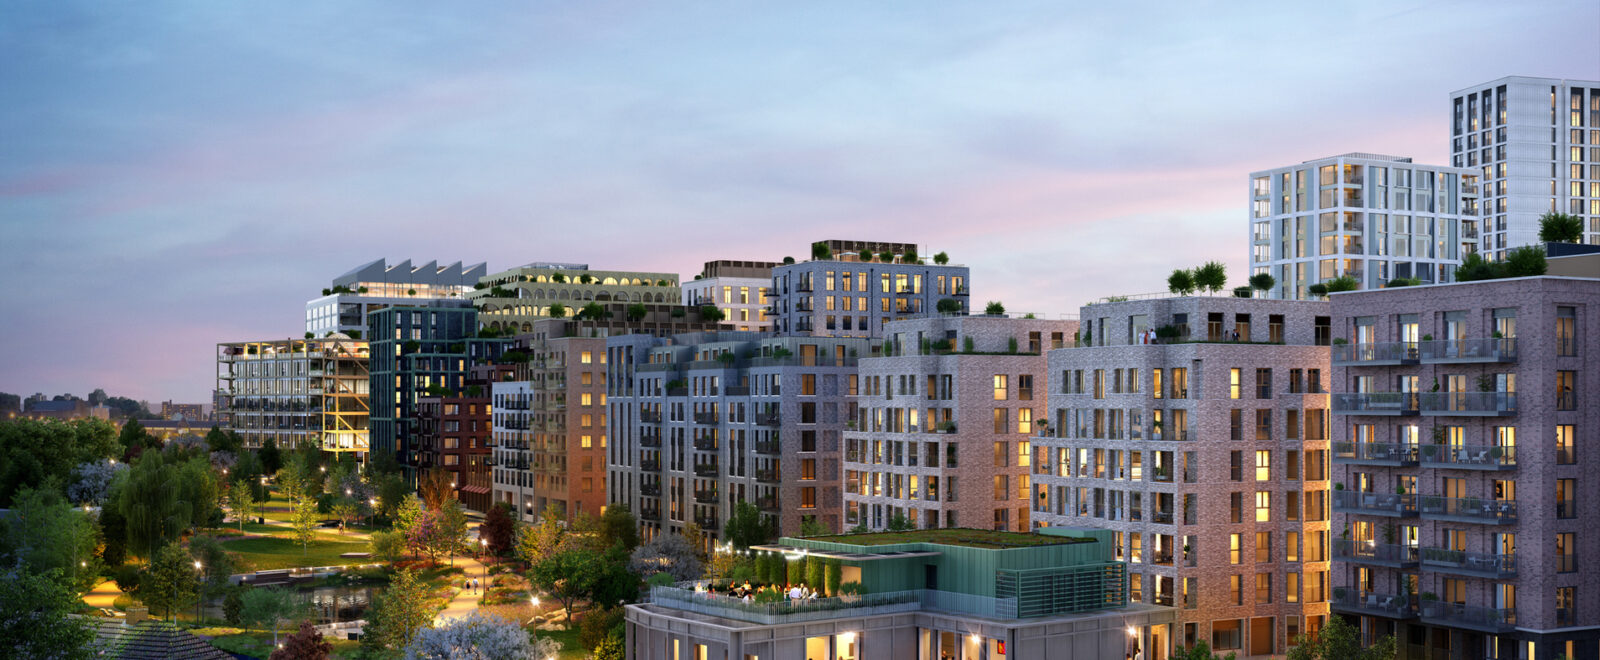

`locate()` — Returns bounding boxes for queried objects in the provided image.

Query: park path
[83,579,124,610]
[433,554,490,624]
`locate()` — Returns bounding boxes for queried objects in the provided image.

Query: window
[581,351,592,364]
[1017,409,1032,435]
[993,375,1008,400]
[1557,532,1576,573]
[1557,425,1576,464]
[1286,573,1299,603]
[1256,369,1272,399]
[1557,371,1577,410]
[1231,451,1243,481]
[993,408,1008,434]
[1017,375,1033,401]
[1256,573,1272,604]
[1256,450,1271,481]
[1286,532,1300,562]
[1256,492,1271,522]
[993,475,1008,501]
[1557,306,1577,356]
[800,487,816,509]
[1230,534,1242,564]
[1230,368,1242,399]
[1558,479,1576,518]
[1230,492,1244,523]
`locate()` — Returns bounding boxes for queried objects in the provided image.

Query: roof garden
[793,528,1092,550]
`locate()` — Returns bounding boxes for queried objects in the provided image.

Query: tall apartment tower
[467,263,683,334]
[368,305,509,479]
[215,337,371,454]
[1033,297,1335,658]
[490,312,726,523]
[770,240,970,337]
[682,260,780,332]
[306,259,483,337]
[606,332,870,545]
[1250,154,1481,299]
[415,362,516,513]
[843,315,1077,533]
[1328,267,1600,660]
[1450,77,1600,257]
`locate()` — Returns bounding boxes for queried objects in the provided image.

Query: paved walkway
[83,579,124,610]
[433,554,491,624]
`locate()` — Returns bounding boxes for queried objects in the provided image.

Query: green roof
[795,528,1091,549]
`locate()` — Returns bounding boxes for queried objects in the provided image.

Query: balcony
[639,509,661,521]
[1333,341,1419,366]
[1419,601,1516,633]
[640,435,662,448]
[693,438,718,451]
[1419,443,1516,470]
[1332,490,1417,517]
[641,458,662,471]
[755,469,780,484]
[694,489,719,504]
[694,515,720,531]
[1418,338,1517,363]
[1419,496,1517,525]
[1420,548,1517,579]
[756,496,780,513]
[640,410,662,424]
[754,413,781,427]
[1331,589,1416,620]
[694,412,720,425]
[1333,392,1418,416]
[753,441,781,455]
[1417,392,1517,417]
[1332,539,1419,569]
[1333,441,1419,467]
[640,483,661,497]
[694,463,721,478]
[724,385,750,396]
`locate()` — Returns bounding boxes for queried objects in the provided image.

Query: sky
[1,1,1597,403]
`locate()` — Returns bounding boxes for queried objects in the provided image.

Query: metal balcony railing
[1420,548,1516,578]
[1417,392,1517,416]
[1419,443,1516,470]
[1333,441,1420,466]
[755,469,780,484]
[694,463,720,478]
[640,483,661,497]
[1418,496,1517,524]
[756,497,779,513]
[754,441,781,455]
[640,435,662,448]
[640,458,662,471]
[693,438,718,451]
[640,410,662,423]
[1332,539,1419,568]
[755,413,781,427]
[694,412,719,425]
[1333,392,1419,415]
[1417,338,1517,363]
[1332,490,1418,517]
[694,490,719,504]
[1419,601,1516,633]
[1330,589,1416,619]
[1332,341,1420,365]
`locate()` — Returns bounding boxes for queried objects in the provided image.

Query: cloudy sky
[2,1,1596,402]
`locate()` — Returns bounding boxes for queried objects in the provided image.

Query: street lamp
[194,561,204,624]
[259,476,269,524]
[368,498,377,528]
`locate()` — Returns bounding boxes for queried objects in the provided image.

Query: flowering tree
[67,459,124,505]
[402,612,542,659]
[268,620,331,660]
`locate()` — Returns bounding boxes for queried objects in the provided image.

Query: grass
[794,527,1090,549]
[220,535,372,571]
[533,627,587,660]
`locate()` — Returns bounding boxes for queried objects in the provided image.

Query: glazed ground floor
[625,603,1174,660]
[1346,613,1600,660]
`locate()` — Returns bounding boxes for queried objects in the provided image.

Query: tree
[1286,614,1395,660]
[597,504,639,552]
[188,535,237,611]
[204,426,242,454]
[113,450,188,559]
[885,511,915,531]
[798,517,830,537]
[933,251,949,265]
[935,298,961,314]
[138,540,199,621]
[1168,269,1196,296]
[515,506,565,563]
[394,495,426,539]
[0,487,100,595]
[626,303,649,322]
[369,529,406,564]
[781,255,795,264]
[259,439,282,475]
[811,242,831,260]
[592,634,624,660]
[241,586,309,648]
[1456,251,1501,282]
[548,302,568,318]
[228,478,257,531]
[1324,275,1360,293]
[478,501,518,556]
[375,473,409,521]
[403,612,538,660]
[417,468,454,509]
[1248,272,1275,294]
[1505,245,1548,277]
[698,305,725,322]
[288,489,319,554]
[67,459,123,505]
[0,569,95,660]
[362,569,432,653]
[723,501,770,550]
[118,418,153,456]
[331,498,359,533]
[269,620,331,660]
[529,546,604,624]
[408,509,457,564]
[437,498,471,561]
[1307,283,1329,297]
[576,302,611,320]
[0,418,118,506]
[629,534,701,582]
[1539,211,1584,243]
[1193,261,1227,294]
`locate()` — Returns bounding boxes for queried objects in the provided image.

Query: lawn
[533,627,587,660]
[220,535,372,571]
[795,527,1090,549]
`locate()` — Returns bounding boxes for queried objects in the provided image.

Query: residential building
[305,259,483,337]
[1327,272,1600,660]
[467,263,683,334]
[368,305,509,478]
[683,260,780,332]
[606,332,870,544]
[1450,76,1600,257]
[1033,296,1335,658]
[771,240,970,337]
[1250,154,1481,298]
[844,315,1078,534]
[215,336,370,454]
[15,399,111,421]
[626,527,1175,660]
[415,362,516,513]
[159,401,209,421]
[489,306,729,523]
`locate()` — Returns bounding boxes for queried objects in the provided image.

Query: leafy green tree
[1539,211,1584,243]
[597,504,639,552]
[1286,614,1395,660]
[138,540,200,621]
[331,498,359,533]
[228,478,257,531]
[984,301,1005,315]
[258,439,282,475]
[1248,272,1275,293]
[362,568,433,653]
[1193,261,1228,294]
[515,506,565,563]
[698,305,725,322]
[548,302,568,318]
[287,489,319,554]
[118,418,153,455]
[0,569,95,659]
[1168,269,1196,296]
[529,546,605,624]
[723,500,771,550]
[936,298,961,314]
[188,535,237,613]
[885,511,915,531]
[0,418,119,506]
[113,450,188,558]
[1505,245,1548,277]
[811,242,831,260]
[933,251,949,265]
[369,529,406,564]
[1307,283,1329,297]
[798,517,830,537]
[241,586,309,648]
[437,498,471,561]
[204,426,241,454]
[626,303,649,322]
[0,487,100,594]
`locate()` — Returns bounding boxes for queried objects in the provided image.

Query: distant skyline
[2,1,1596,401]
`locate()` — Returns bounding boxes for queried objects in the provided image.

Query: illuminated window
[1256,491,1271,522]
[581,351,592,364]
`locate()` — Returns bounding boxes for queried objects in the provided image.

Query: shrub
[933,251,949,265]
[1325,275,1360,293]
[1539,211,1584,243]
[782,256,795,265]
[936,298,961,314]
[1504,245,1547,277]
[811,243,831,260]
[579,606,625,651]
[1248,272,1275,292]
[1232,286,1253,298]
[839,581,865,596]
[984,301,1005,315]
[1308,283,1329,297]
